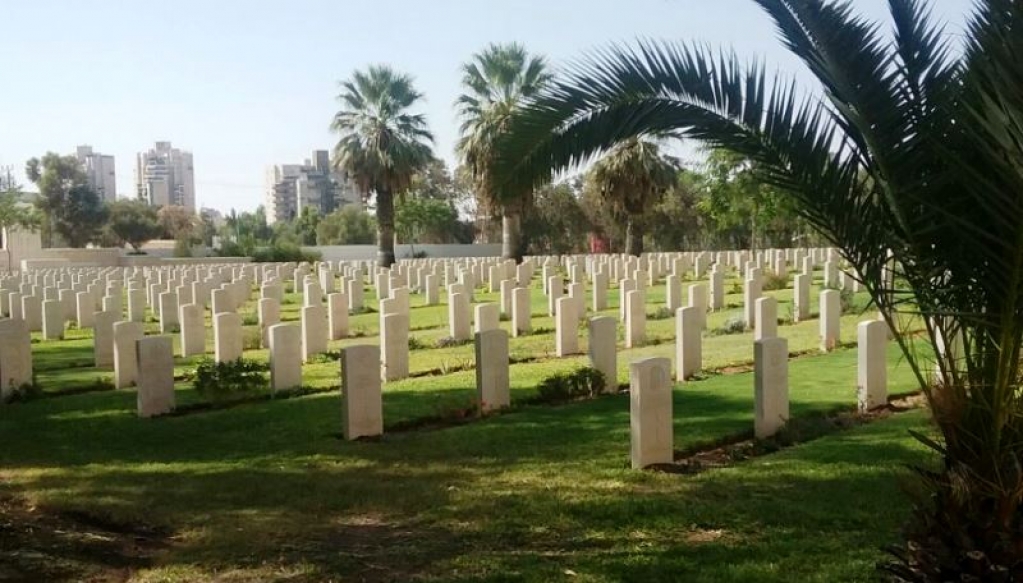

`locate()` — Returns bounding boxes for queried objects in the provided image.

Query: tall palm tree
[586,138,677,256]
[331,65,434,268]
[496,0,1023,579]
[456,43,551,263]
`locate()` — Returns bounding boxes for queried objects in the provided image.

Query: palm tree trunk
[502,209,523,264]
[625,217,644,257]
[376,189,396,268]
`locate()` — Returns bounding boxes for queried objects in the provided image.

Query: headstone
[301,305,328,361]
[136,336,175,417]
[630,357,673,469]
[625,289,645,348]
[0,320,32,399]
[213,312,243,363]
[21,295,41,333]
[793,273,810,322]
[676,306,702,381]
[92,310,118,369]
[820,289,841,351]
[743,277,762,329]
[511,287,531,337]
[474,303,499,334]
[754,297,778,341]
[448,292,471,341]
[475,329,510,413]
[754,337,789,438]
[328,293,349,340]
[269,323,303,392]
[128,288,146,322]
[857,320,888,413]
[666,276,682,311]
[42,299,63,340]
[592,272,608,311]
[556,296,578,356]
[380,311,409,381]
[159,291,179,333]
[258,297,281,348]
[113,321,144,388]
[341,345,383,440]
[588,316,617,392]
[179,303,205,357]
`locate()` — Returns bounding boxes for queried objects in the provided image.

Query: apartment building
[265,150,358,223]
[75,145,117,202]
[135,141,196,210]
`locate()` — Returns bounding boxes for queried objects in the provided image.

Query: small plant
[2,380,43,404]
[762,271,789,291]
[408,336,428,350]
[242,328,262,351]
[648,306,674,320]
[305,351,340,365]
[435,336,471,349]
[536,367,607,403]
[711,317,747,336]
[242,313,259,326]
[192,358,269,401]
[90,377,115,393]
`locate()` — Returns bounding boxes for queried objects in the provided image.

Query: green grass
[0,266,936,581]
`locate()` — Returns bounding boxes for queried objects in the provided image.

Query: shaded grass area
[1,338,930,581]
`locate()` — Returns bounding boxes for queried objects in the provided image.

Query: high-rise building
[265,150,358,224]
[135,141,196,210]
[75,145,117,202]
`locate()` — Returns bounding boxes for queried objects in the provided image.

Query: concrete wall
[307,244,503,263]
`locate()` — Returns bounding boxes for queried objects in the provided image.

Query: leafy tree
[157,205,198,241]
[456,43,551,263]
[293,207,321,246]
[0,174,41,271]
[497,1,1023,577]
[395,196,461,247]
[106,200,161,252]
[316,206,376,245]
[24,153,105,247]
[522,182,590,255]
[646,171,704,251]
[585,138,677,256]
[331,65,434,267]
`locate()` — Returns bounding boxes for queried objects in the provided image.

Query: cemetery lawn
[1,344,934,582]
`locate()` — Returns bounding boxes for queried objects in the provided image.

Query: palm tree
[331,65,434,268]
[456,43,551,263]
[495,0,1023,579]
[586,138,677,256]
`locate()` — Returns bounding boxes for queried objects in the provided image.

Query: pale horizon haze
[1,0,972,213]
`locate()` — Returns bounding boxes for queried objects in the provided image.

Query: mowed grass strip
[1,332,930,581]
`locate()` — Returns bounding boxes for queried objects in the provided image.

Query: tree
[456,43,552,263]
[331,65,434,268]
[522,182,590,255]
[0,172,40,271]
[25,153,105,247]
[106,200,162,252]
[316,206,377,245]
[395,196,461,247]
[293,207,320,246]
[497,1,1023,578]
[585,138,677,256]
[157,206,198,241]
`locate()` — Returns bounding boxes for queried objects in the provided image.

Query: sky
[0,0,974,213]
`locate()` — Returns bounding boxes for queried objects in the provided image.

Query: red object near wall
[589,233,610,254]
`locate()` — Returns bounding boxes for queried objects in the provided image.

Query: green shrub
[242,328,262,351]
[435,336,471,349]
[648,306,674,320]
[711,316,747,336]
[241,313,259,326]
[536,367,607,403]
[192,358,268,400]
[2,380,43,404]
[762,270,789,291]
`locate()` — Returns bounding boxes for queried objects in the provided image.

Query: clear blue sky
[0,0,972,213]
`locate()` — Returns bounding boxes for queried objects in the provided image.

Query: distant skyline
[1,0,972,213]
